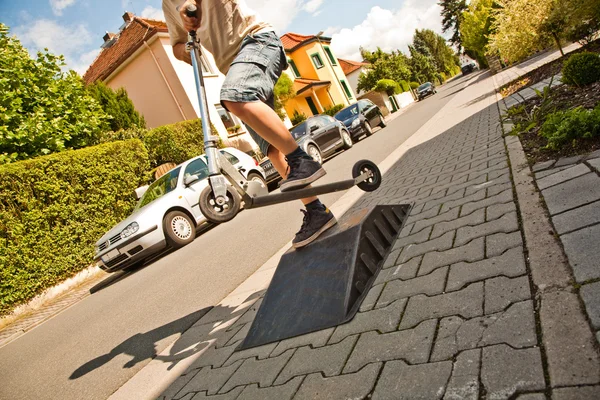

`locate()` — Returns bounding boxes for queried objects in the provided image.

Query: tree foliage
[274,73,296,120]
[357,47,411,93]
[0,23,109,164]
[439,0,468,50]
[408,46,438,84]
[460,0,494,68]
[86,81,146,132]
[413,29,460,75]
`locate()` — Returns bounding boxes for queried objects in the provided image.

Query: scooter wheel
[352,160,382,192]
[199,185,241,223]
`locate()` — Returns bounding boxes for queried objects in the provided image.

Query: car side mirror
[310,125,319,132]
[135,185,149,200]
[184,175,200,186]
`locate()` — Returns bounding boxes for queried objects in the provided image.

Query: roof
[83,14,169,84]
[280,32,331,52]
[338,58,369,75]
[293,78,331,95]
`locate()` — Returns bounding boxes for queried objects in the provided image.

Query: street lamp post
[315,31,350,104]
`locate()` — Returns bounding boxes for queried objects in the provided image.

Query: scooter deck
[243,172,368,209]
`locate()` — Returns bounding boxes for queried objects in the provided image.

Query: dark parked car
[461,62,477,75]
[290,114,353,164]
[416,82,436,100]
[334,99,386,142]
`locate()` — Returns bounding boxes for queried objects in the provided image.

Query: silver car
[93,148,267,272]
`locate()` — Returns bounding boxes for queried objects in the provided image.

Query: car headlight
[121,222,139,239]
[351,119,360,128]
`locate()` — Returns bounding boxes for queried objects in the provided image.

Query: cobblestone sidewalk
[141,65,600,400]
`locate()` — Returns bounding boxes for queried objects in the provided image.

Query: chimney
[103,32,116,43]
[122,11,135,23]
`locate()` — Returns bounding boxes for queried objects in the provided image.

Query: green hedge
[0,140,149,315]
[324,104,345,116]
[562,52,600,87]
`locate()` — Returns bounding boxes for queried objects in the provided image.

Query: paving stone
[554,155,583,167]
[344,319,437,373]
[375,256,422,284]
[222,342,277,367]
[161,373,196,400]
[377,267,448,308]
[275,336,357,384]
[455,212,519,246]
[419,237,485,276]
[580,281,600,329]
[486,231,523,258]
[372,360,453,400]
[447,247,526,292]
[542,173,600,215]
[562,224,600,282]
[432,301,537,360]
[220,350,294,393]
[440,188,487,214]
[588,156,600,171]
[444,349,481,400]
[270,328,334,357]
[535,164,572,179]
[552,200,600,235]
[487,182,513,197]
[516,394,546,400]
[532,160,556,172]
[330,299,406,343]
[487,202,517,221]
[485,275,531,314]
[188,344,238,371]
[552,386,600,400]
[405,204,443,226]
[537,164,591,190]
[411,208,460,236]
[398,231,454,264]
[431,209,486,239]
[392,226,433,252]
[400,282,484,329]
[178,360,243,396]
[481,344,545,399]
[359,284,384,312]
[188,387,244,400]
[586,149,600,160]
[294,363,381,400]
[460,188,513,217]
[382,248,402,268]
[237,376,303,400]
[540,290,600,387]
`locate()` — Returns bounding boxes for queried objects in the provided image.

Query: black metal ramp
[238,204,411,350]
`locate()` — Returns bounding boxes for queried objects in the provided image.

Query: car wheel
[364,121,373,136]
[341,128,353,150]
[379,115,387,128]
[163,210,196,248]
[247,172,267,188]
[307,144,322,164]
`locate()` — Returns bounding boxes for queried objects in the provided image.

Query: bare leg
[267,147,318,206]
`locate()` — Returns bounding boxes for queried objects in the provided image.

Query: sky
[0,0,445,75]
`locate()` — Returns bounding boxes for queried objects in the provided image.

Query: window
[184,158,209,181]
[311,53,324,69]
[341,80,353,99]
[288,59,301,78]
[199,54,212,74]
[324,47,337,65]
[215,104,241,135]
[137,167,181,209]
[220,150,239,165]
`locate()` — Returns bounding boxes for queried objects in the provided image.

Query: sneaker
[292,207,337,248]
[279,156,326,192]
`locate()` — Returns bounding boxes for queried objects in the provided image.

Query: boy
[162,0,336,248]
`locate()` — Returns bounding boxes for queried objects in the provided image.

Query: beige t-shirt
[162,0,273,74]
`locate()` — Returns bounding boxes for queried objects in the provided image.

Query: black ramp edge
[238,204,411,350]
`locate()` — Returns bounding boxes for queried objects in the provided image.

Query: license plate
[102,249,120,262]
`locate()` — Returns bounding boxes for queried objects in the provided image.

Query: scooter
[184,5,382,224]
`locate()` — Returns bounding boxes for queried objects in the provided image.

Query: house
[338,58,370,96]
[279,33,356,120]
[83,12,257,153]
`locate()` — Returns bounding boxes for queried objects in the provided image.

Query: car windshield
[290,122,308,140]
[137,167,181,209]
[418,83,431,91]
[334,105,359,121]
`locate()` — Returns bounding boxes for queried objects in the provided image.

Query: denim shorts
[220,31,288,156]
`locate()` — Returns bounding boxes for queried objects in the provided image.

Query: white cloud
[49,0,77,16]
[140,6,165,20]
[14,19,97,75]
[246,0,303,32]
[328,1,444,62]
[303,0,323,14]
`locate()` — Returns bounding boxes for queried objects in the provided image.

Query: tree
[273,73,296,120]
[357,47,411,93]
[0,24,108,164]
[439,0,468,50]
[408,46,437,83]
[86,81,146,133]
[460,0,494,68]
[412,29,460,74]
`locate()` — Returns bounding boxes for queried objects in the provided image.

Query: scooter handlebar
[185,4,198,18]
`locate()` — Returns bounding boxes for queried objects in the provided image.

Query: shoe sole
[279,168,326,192]
[292,216,337,249]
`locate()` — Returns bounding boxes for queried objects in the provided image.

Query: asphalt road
[0,76,465,400]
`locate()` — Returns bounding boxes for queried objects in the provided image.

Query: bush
[398,80,410,93]
[540,105,600,150]
[291,110,307,126]
[0,140,149,315]
[143,118,218,168]
[374,79,401,95]
[324,104,345,117]
[410,82,420,90]
[562,52,600,87]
